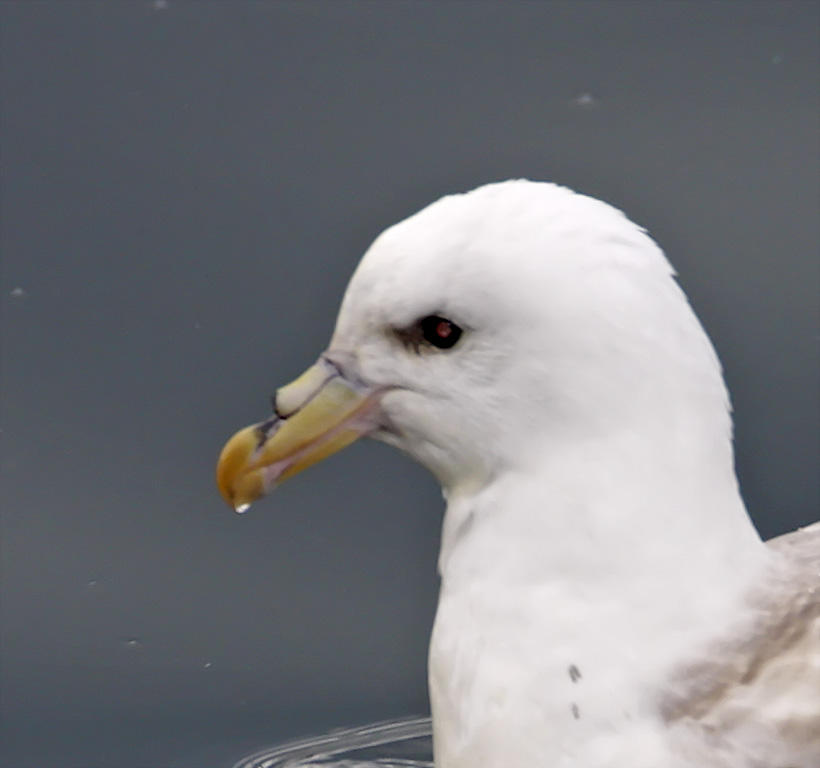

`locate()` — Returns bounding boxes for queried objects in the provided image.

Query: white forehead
[335,180,672,334]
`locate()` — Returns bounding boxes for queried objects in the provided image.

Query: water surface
[232,717,433,768]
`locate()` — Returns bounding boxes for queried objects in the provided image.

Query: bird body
[217,181,819,766]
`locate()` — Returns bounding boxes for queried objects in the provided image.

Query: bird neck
[438,424,770,658]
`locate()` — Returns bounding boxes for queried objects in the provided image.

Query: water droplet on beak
[235,503,250,514]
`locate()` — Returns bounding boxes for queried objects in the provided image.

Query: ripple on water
[231,716,433,768]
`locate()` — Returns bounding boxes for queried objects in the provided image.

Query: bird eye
[420,315,462,349]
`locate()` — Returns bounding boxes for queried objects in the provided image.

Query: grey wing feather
[663,522,820,767]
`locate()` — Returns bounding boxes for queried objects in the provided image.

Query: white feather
[324,181,819,767]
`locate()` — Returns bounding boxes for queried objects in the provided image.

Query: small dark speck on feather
[568,664,582,683]
[571,703,580,719]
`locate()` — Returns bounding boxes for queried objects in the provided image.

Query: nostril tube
[271,394,285,419]
[274,360,338,417]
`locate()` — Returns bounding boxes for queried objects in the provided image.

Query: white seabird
[217,180,820,767]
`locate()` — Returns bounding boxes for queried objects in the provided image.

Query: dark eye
[420,315,462,349]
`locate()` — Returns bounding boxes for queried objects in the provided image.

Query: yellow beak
[216,359,378,512]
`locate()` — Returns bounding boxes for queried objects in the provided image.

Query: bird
[216,180,819,767]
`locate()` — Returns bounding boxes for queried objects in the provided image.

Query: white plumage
[222,180,819,767]
[327,181,819,767]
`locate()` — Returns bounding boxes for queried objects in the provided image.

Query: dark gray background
[1,2,817,766]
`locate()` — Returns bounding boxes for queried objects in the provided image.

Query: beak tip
[216,424,265,511]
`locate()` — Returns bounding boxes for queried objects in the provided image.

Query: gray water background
[1,2,818,767]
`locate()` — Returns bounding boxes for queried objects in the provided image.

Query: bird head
[217,180,727,512]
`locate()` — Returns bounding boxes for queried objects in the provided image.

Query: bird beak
[216,357,380,513]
